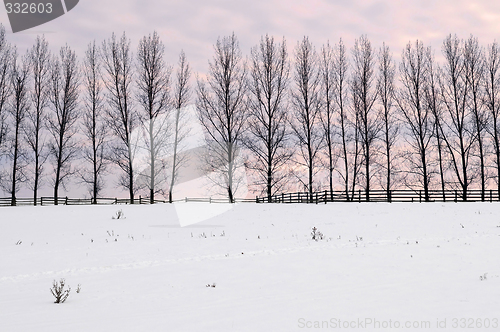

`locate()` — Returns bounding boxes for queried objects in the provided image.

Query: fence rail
[2,189,499,207]
[256,189,500,204]
[0,196,256,207]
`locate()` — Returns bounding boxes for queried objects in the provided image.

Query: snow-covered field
[1,202,499,331]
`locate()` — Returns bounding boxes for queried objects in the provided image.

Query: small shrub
[50,279,71,303]
[480,273,488,281]
[206,283,216,288]
[311,227,324,241]
[112,210,125,220]
[76,284,81,293]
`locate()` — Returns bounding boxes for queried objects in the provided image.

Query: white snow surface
[1,202,499,331]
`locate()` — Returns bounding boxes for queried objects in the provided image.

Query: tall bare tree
[136,31,172,204]
[4,49,30,206]
[396,41,434,201]
[81,41,109,203]
[196,33,248,203]
[463,35,487,200]
[332,39,352,200]
[0,24,11,158]
[47,45,80,205]
[246,35,291,200]
[169,50,191,203]
[25,35,50,205]
[351,35,379,201]
[440,34,476,201]
[377,43,399,200]
[102,33,137,203]
[484,41,500,199]
[425,49,447,200]
[290,36,322,196]
[319,41,337,199]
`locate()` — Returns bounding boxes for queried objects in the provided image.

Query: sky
[3,0,500,74]
[3,0,500,199]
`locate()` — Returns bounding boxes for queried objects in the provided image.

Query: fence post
[358,190,361,203]
[490,190,492,203]
[185,197,187,202]
[419,191,421,203]
[139,196,142,204]
[65,196,68,205]
[388,190,392,203]
[454,190,457,203]
[41,197,43,206]
[256,196,259,203]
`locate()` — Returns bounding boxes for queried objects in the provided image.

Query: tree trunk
[169,109,180,203]
[149,119,154,204]
[10,122,19,206]
[128,144,134,204]
[385,120,391,202]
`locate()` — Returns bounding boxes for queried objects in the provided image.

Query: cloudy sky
[3,0,500,74]
[3,0,500,198]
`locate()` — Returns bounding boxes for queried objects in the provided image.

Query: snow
[1,202,499,331]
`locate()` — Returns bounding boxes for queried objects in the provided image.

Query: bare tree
[351,35,380,201]
[0,24,11,158]
[319,41,337,199]
[102,33,137,203]
[3,49,30,206]
[396,41,434,201]
[332,39,352,200]
[47,45,80,205]
[425,49,447,200]
[463,35,487,200]
[290,36,322,196]
[196,33,248,203]
[349,81,365,200]
[168,50,191,203]
[377,43,399,200]
[484,41,500,199]
[245,35,291,201]
[440,34,476,201]
[136,31,172,204]
[81,41,109,203]
[25,35,50,205]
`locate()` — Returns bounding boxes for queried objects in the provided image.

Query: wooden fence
[2,189,499,207]
[0,196,256,207]
[256,189,500,204]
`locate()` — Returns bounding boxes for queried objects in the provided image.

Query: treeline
[0,24,499,204]
[0,25,192,205]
